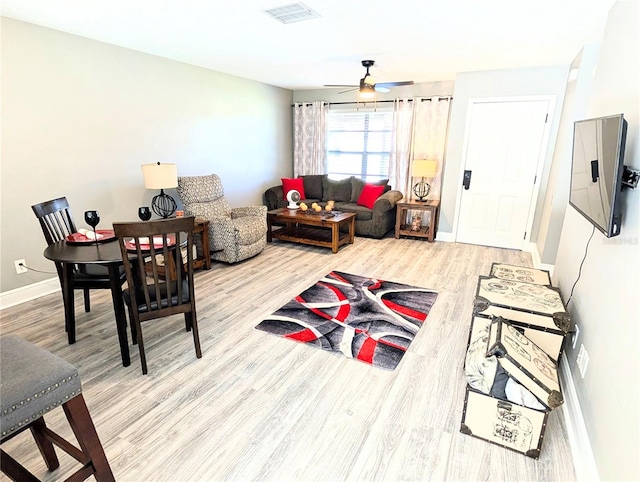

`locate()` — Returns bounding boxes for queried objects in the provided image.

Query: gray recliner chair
[177,174,267,264]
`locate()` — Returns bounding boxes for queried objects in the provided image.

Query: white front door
[455,98,552,250]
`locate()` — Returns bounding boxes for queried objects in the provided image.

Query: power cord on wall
[18,263,57,275]
[566,224,596,307]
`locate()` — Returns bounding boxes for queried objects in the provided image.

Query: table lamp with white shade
[412,159,437,201]
[141,162,178,218]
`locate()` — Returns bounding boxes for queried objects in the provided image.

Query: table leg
[107,265,130,367]
[332,223,339,253]
[62,263,76,344]
[266,214,273,242]
[427,207,436,242]
[200,224,212,270]
[433,206,439,241]
[395,206,403,239]
[348,218,355,244]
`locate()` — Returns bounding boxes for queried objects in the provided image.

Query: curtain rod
[293,96,453,107]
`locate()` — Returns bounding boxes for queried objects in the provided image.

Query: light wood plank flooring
[0,237,576,481]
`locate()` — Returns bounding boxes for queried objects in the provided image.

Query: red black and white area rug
[255,271,438,370]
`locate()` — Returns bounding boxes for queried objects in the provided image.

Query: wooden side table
[146,218,211,279]
[192,218,212,270]
[395,199,440,242]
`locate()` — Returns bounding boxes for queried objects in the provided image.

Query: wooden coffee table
[267,208,356,253]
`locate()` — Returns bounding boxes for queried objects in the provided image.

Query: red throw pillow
[357,183,386,209]
[281,177,306,200]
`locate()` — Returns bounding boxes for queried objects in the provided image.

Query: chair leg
[134,320,148,375]
[184,312,192,332]
[127,305,137,345]
[30,418,60,470]
[190,312,202,359]
[1,450,40,482]
[84,288,91,312]
[62,394,115,482]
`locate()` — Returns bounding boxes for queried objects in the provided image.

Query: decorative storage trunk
[486,317,563,409]
[474,276,570,361]
[489,263,551,286]
[461,317,563,458]
[464,315,492,365]
[461,387,549,458]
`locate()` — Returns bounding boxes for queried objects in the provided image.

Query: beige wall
[0,18,293,292]
[441,66,569,238]
[553,1,639,480]
[534,44,602,265]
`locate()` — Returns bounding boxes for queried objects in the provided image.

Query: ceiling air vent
[264,3,321,24]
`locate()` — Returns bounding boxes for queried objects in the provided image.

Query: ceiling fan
[324,60,414,98]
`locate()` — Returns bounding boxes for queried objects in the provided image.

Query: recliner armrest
[231,206,268,218]
[209,216,235,231]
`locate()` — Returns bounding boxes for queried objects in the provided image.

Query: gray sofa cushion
[302,175,326,200]
[322,177,352,202]
[334,202,374,221]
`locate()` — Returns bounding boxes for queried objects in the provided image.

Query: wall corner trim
[525,242,555,276]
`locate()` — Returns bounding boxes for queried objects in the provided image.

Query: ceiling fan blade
[338,87,359,94]
[375,81,414,88]
[324,84,358,88]
[374,86,391,93]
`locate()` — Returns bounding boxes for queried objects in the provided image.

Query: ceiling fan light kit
[324,60,414,98]
[359,83,376,100]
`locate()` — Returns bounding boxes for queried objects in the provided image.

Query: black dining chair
[32,197,127,344]
[113,216,202,374]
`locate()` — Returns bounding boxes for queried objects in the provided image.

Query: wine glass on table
[138,206,152,221]
[84,210,100,244]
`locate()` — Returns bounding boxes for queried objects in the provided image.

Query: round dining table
[44,239,133,367]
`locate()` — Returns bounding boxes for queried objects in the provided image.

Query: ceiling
[1,0,616,91]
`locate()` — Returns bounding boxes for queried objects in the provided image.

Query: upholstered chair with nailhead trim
[177,174,267,263]
[0,335,114,481]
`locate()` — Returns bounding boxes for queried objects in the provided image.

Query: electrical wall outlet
[14,259,27,274]
[576,344,589,378]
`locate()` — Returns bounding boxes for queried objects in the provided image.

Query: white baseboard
[525,240,595,478]
[435,231,455,243]
[0,277,60,310]
[560,356,600,481]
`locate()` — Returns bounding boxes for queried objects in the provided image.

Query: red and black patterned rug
[255,271,438,370]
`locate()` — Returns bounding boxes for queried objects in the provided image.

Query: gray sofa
[264,175,403,239]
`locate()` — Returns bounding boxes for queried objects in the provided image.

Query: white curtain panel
[389,98,415,197]
[411,97,452,200]
[390,97,451,200]
[293,101,328,176]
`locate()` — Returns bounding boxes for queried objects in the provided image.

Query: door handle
[463,170,472,190]
[591,160,599,183]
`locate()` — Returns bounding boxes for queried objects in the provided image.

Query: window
[326,110,393,182]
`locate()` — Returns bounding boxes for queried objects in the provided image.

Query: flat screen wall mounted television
[569,113,628,238]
